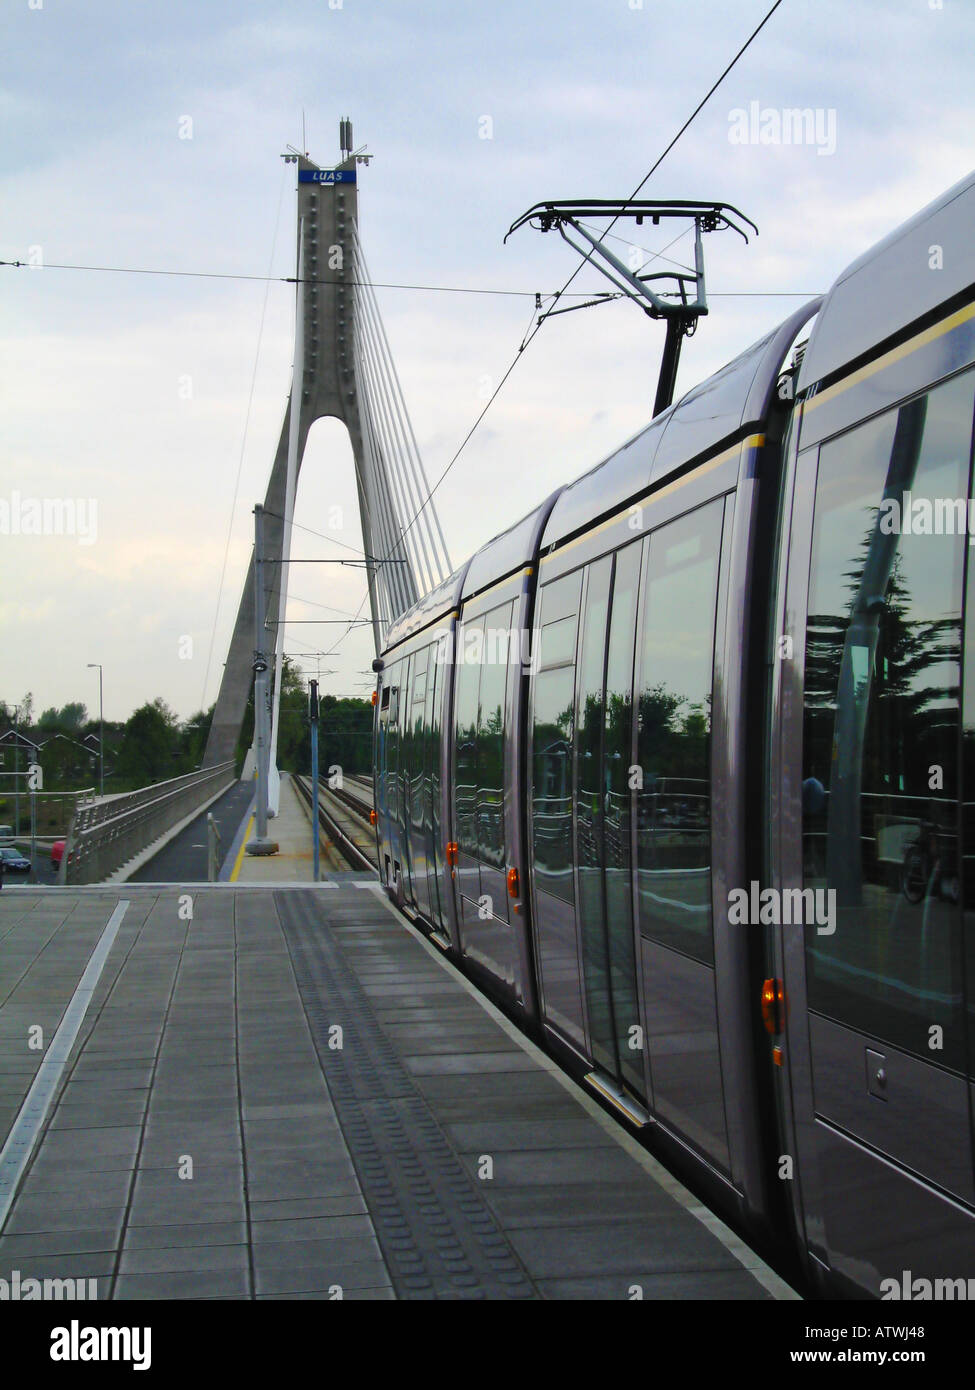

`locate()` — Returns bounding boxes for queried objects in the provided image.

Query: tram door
[781,372,975,1276]
[575,543,646,1103]
[407,648,431,923]
[394,654,415,903]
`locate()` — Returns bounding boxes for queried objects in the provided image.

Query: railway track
[293,772,377,872]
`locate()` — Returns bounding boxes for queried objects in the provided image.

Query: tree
[115,698,181,786]
[177,707,214,770]
[38,702,87,733]
[277,659,311,772]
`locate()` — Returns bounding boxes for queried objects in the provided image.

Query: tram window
[532,574,582,903]
[477,602,513,869]
[410,648,428,832]
[532,667,576,902]
[576,558,612,967]
[540,616,576,667]
[454,617,483,859]
[398,655,412,841]
[385,664,400,797]
[803,372,973,1068]
[635,500,723,964]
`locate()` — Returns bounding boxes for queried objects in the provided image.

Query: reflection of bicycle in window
[900,817,959,905]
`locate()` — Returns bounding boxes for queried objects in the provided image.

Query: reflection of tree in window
[802,377,970,1067]
[532,678,574,902]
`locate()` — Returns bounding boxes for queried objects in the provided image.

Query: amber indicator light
[369,809,377,826]
[446,841,458,867]
[371,690,378,706]
[761,977,785,1035]
[507,867,520,899]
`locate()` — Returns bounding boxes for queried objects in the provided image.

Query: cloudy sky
[2,0,972,724]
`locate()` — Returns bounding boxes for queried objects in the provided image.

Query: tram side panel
[525,441,774,1214]
[447,571,537,1013]
[770,297,975,1296]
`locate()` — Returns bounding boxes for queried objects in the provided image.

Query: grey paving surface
[0,882,785,1300]
[128,779,255,883]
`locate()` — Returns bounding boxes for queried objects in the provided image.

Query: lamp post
[87,664,104,798]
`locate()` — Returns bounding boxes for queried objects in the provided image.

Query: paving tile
[118,1243,249,1275]
[0,1229,119,1259]
[126,1198,246,1227]
[506,1214,741,1280]
[404,1051,540,1076]
[254,1256,389,1297]
[252,1233,383,1270]
[250,1215,374,1245]
[113,1269,250,1299]
[483,1181,674,1229]
[3,1208,126,1237]
[250,1196,367,1222]
[446,1119,615,1152]
[31,1126,141,1158]
[0,1254,116,1282]
[121,1222,247,1250]
[5,1186,129,1218]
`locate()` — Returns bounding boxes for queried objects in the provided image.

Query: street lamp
[87,664,104,798]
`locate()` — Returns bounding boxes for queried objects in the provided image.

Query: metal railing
[60,761,236,885]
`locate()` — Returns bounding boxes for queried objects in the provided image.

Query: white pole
[268,213,305,818]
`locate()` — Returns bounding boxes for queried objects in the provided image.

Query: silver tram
[372,172,975,1298]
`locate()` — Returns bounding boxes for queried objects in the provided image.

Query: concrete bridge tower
[203,122,450,780]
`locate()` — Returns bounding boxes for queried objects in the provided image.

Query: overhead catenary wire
[319,0,789,662]
[0,259,813,300]
[378,0,790,564]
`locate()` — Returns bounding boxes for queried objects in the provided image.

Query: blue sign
[299,169,356,184]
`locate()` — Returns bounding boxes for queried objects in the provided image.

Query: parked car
[0,846,31,873]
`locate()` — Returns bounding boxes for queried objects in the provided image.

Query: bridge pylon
[203,123,451,789]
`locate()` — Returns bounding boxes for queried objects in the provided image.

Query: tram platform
[228,773,321,884]
[0,879,798,1300]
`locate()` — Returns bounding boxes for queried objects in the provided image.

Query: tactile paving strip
[278,891,539,1300]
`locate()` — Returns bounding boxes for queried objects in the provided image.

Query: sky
[2,0,973,724]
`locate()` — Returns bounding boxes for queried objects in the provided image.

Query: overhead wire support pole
[309,679,320,883]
